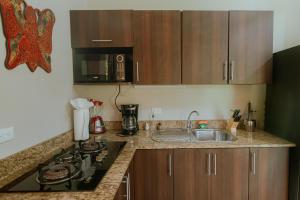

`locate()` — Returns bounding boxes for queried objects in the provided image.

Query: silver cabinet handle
[168,154,172,177]
[91,39,113,42]
[229,61,235,81]
[223,61,228,81]
[121,174,130,200]
[213,153,217,176]
[136,61,140,82]
[251,152,256,175]
[127,172,130,200]
[207,153,211,175]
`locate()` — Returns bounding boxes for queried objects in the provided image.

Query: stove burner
[44,164,71,180]
[79,141,105,154]
[36,162,81,185]
[55,149,81,163]
[83,142,99,151]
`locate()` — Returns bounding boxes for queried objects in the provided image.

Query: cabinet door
[114,160,134,200]
[134,149,173,200]
[70,10,133,48]
[133,11,181,84]
[249,148,289,200]
[211,148,249,200]
[174,149,211,200]
[182,11,229,84]
[229,11,273,84]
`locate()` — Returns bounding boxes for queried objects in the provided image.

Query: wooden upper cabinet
[133,11,181,84]
[182,11,229,84]
[249,148,289,200]
[70,10,133,48]
[229,11,273,84]
[134,149,173,200]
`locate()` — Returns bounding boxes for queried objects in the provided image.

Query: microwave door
[85,54,110,81]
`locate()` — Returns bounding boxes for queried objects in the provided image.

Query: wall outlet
[0,127,14,144]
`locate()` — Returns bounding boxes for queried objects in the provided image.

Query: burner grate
[36,162,81,185]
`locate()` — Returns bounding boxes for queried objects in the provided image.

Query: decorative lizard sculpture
[0,0,55,73]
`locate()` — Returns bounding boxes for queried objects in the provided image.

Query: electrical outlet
[0,127,14,144]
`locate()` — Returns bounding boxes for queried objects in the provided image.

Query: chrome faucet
[187,110,200,131]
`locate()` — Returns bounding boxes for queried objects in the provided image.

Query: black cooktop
[0,140,126,192]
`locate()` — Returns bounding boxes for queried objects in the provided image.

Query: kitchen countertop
[0,129,295,200]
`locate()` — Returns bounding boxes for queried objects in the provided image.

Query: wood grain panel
[174,149,211,200]
[134,149,173,200]
[182,11,229,84]
[229,11,273,84]
[249,148,289,200]
[114,159,134,200]
[211,148,249,200]
[133,11,181,84]
[70,10,133,48]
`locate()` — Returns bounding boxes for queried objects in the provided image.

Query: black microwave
[73,48,133,84]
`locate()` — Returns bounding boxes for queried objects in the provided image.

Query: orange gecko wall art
[0,0,55,73]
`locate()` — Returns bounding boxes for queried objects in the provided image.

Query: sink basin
[151,128,237,143]
[193,129,237,142]
[151,128,190,142]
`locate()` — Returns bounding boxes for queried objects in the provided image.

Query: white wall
[0,0,83,158]
[0,0,299,158]
[74,85,266,126]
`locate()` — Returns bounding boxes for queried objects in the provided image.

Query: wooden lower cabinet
[210,148,249,200]
[133,149,173,200]
[174,148,249,200]
[117,147,289,200]
[173,149,211,200]
[249,148,289,200]
[114,160,134,200]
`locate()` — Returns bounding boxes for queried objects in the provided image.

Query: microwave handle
[91,39,113,42]
[136,61,140,82]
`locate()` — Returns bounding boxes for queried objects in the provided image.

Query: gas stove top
[0,140,126,192]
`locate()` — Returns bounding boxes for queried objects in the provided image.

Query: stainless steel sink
[193,129,237,142]
[151,128,190,142]
[151,128,236,143]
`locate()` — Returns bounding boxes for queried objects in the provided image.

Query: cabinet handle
[229,61,235,81]
[121,173,130,200]
[91,39,113,42]
[212,153,217,176]
[251,152,256,175]
[127,172,130,200]
[168,154,172,177]
[223,61,228,81]
[207,153,211,176]
[136,61,140,82]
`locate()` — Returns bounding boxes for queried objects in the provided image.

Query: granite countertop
[0,129,295,200]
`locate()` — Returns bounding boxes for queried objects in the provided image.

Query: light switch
[0,127,14,144]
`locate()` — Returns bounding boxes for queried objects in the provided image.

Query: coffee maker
[121,104,139,135]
